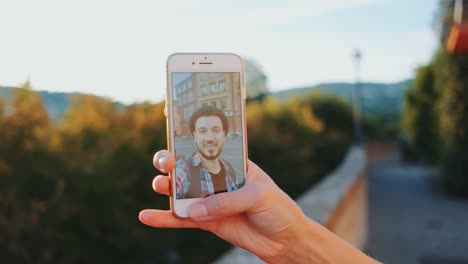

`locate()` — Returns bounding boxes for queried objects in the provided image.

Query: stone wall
[214,145,367,263]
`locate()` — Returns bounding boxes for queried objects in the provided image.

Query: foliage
[397,0,468,196]
[401,46,468,197]
[364,113,400,141]
[247,93,353,197]
[433,49,468,197]
[0,84,352,262]
[401,65,441,164]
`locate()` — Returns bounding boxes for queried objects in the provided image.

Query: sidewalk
[366,149,468,264]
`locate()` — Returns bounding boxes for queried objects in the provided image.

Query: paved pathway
[366,152,468,264]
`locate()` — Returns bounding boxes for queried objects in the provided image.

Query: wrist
[269,217,328,264]
[270,218,378,264]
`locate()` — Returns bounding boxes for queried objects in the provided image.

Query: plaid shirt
[175,152,244,199]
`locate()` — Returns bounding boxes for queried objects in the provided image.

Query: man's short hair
[189,105,229,135]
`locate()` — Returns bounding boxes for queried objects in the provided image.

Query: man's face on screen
[193,116,225,160]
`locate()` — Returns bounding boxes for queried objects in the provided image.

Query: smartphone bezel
[166,53,248,218]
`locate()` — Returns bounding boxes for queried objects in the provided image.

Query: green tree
[0,83,61,262]
[401,65,441,164]
[58,94,117,171]
[433,49,468,196]
[244,59,270,98]
[0,82,355,262]
[0,97,4,118]
[247,93,352,198]
[300,93,353,169]
[0,98,7,177]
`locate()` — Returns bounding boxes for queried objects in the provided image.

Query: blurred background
[1,0,468,263]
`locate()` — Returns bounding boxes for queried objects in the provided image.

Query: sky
[1,0,439,104]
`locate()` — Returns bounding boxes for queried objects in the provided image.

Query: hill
[0,86,124,121]
[1,85,78,121]
[1,80,412,121]
[273,80,412,116]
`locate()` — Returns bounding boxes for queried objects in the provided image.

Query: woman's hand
[139,150,380,264]
[139,150,308,262]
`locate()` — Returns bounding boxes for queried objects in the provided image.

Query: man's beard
[199,144,223,160]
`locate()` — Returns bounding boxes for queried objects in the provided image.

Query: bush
[401,65,441,164]
[433,49,468,197]
[0,87,353,262]
[247,93,353,197]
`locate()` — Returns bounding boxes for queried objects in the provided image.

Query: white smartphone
[166,53,248,218]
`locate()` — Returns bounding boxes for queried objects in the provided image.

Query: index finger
[153,150,176,173]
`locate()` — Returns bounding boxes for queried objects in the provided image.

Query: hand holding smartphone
[166,53,248,217]
[143,59,379,262]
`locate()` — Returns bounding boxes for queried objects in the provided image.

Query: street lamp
[352,50,363,145]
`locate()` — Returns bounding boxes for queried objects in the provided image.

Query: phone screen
[171,72,246,199]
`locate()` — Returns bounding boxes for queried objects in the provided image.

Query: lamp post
[352,50,364,145]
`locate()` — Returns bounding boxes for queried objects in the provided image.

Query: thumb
[188,183,264,220]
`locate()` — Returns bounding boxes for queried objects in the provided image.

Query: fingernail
[152,178,158,192]
[158,157,167,170]
[189,203,208,219]
[139,211,151,222]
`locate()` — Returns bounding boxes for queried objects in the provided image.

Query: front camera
[192,62,195,65]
